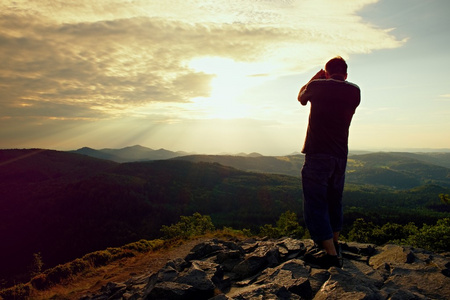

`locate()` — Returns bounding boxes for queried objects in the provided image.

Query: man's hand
[311,69,326,81]
[298,69,326,99]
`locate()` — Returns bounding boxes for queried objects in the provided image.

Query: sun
[188,57,274,119]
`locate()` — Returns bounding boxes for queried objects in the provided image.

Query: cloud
[0,0,404,126]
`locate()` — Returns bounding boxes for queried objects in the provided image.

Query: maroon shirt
[298,78,360,158]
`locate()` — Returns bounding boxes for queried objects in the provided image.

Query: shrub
[111,249,135,260]
[347,218,377,243]
[69,258,90,274]
[45,264,72,285]
[259,224,280,238]
[122,239,165,252]
[30,273,49,290]
[276,211,305,238]
[407,218,450,252]
[347,218,450,253]
[161,212,215,239]
[259,211,305,239]
[30,263,74,290]
[83,250,112,267]
[372,222,418,245]
[218,226,253,238]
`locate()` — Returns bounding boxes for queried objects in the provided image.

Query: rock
[314,267,385,300]
[82,238,450,300]
[228,283,301,300]
[185,239,226,261]
[369,244,415,270]
[308,268,330,294]
[146,281,197,299]
[231,241,282,280]
[100,282,127,299]
[250,259,312,298]
[343,241,377,256]
[276,237,307,260]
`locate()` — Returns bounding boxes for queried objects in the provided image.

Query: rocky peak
[82,238,450,299]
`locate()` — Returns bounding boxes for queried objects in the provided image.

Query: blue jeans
[301,154,347,242]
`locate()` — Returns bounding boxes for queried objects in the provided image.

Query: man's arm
[297,69,326,105]
[297,84,309,105]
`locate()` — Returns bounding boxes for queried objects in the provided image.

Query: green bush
[69,258,90,274]
[83,250,112,267]
[30,264,74,290]
[276,211,305,238]
[372,222,418,245]
[46,264,72,285]
[30,273,49,290]
[219,226,253,237]
[122,239,165,252]
[259,224,280,238]
[347,218,450,253]
[161,212,215,239]
[407,218,450,252]
[347,218,377,243]
[111,249,135,260]
[259,211,305,239]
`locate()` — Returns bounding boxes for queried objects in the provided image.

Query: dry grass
[28,237,210,300]
[2,230,248,300]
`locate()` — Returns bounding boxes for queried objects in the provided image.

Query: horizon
[2,144,450,157]
[1,1,449,154]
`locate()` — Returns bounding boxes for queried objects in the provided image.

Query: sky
[1,0,449,155]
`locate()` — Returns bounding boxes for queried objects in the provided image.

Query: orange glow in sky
[1,0,449,154]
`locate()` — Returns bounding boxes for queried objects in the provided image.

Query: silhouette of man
[297,56,360,268]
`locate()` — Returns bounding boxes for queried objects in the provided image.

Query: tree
[407,218,450,252]
[347,218,377,243]
[160,212,215,239]
[259,211,304,238]
[29,252,44,277]
[372,222,418,245]
[276,211,304,238]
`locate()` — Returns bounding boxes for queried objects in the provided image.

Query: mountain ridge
[69,145,193,162]
[68,145,450,189]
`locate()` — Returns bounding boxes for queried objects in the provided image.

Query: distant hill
[174,152,450,189]
[172,154,303,177]
[70,145,191,162]
[346,152,450,189]
[70,146,450,189]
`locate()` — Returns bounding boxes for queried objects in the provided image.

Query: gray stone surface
[81,239,450,300]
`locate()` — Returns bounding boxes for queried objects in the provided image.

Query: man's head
[325,56,347,80]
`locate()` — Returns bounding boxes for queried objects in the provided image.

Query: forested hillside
[174,152,450,189]
[1,149,449,288]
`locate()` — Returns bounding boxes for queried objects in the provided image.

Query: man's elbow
[298,96,307,105]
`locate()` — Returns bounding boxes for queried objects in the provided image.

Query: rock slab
[81,238,450,299]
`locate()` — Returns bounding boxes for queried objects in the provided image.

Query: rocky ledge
[82,238,450,299]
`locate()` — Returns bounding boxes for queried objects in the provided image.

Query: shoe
[334,241,344,267]
[304,252,343,269]
[334,241,342,258]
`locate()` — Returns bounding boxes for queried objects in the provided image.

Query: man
[297,56,360,268]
